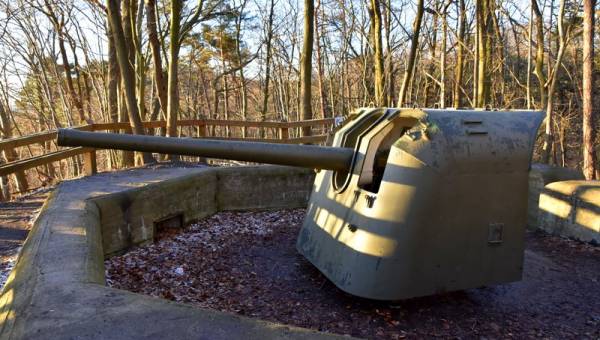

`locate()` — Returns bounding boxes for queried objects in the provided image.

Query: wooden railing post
[83,148,97,176]
[197,120,208,138]
[197,121,207,164]
[279,126,289,141]
[4,148,28,193]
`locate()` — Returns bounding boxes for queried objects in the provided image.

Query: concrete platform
[0,165,348,339]
[538,180,600,243]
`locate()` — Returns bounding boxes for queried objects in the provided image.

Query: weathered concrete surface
[0,166,347,340]
[95,169,218,256]
[216,166,314,211]
[538,180,600,243]
[527,164,584,228]
[95,166,314,256]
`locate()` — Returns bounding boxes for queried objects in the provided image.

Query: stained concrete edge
[0,165,350,339]
[538,180,600,244]
[527,164,584,229]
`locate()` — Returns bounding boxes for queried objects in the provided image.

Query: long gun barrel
[57,129,353,171]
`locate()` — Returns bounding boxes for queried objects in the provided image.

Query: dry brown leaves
[106,210,600,339]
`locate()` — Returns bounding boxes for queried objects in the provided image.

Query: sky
[0,0,537,106]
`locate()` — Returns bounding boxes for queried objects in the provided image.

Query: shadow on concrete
[538,182,600,243]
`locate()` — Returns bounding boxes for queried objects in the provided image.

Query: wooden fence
[0,118,334,193]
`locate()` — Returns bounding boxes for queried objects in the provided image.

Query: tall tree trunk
[0,104,28,196]
[107,18,121,170]
[43,1,87,123]
[526,4,533,109]
[133,0,146,125]
[166,0,182,160]
[476,0,493,107]
[107,23,120,125]
[58,35,83,122]
[145,0,168,118]
[235,0,248,137]
[541,0,569,164]
[397,0,424,107]
[582,0,597,179]
[491,9,505,106]
[118,83,135,167]
[69,40,88,118]
[439,1,450,108]
[315,0,329,117]
[532,0,546,108]
[260,0,275,130]
[300,0,315,136]
[107,0,154,164]
[453,0,466,108]
[423,6,439,108]
[221,55,230,137]
[384,0,394,106]
[473,24,478,104]
[370,0,384,106]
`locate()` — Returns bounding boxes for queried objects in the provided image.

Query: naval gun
[57,108,544,300]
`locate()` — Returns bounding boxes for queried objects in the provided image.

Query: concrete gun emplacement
[58,108,544,300]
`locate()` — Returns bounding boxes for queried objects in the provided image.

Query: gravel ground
[106,209,600,339]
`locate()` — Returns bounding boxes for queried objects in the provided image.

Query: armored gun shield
[297,108,544,300]
[57,107,543,300]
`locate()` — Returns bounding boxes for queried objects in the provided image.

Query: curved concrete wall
[95,166,315,257]
[538,180,600,243]
[527,164,584,229]
[0,166,347,340]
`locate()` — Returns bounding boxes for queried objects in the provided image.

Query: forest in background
[0,0,597,199]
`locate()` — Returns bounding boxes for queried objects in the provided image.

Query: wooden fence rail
[0,118,334,194]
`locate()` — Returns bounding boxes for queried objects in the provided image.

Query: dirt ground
[0,189,50,286]
[106,209,600,339]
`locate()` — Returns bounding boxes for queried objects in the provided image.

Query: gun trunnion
[57,108,544,300]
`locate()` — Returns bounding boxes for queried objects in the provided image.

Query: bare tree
[397,0,425,107]
[526,2,533,109]
[234,0,249,136]
[145,0,168,119]
[41,0,88,123]
[370,0,385,106]
[300,0,314,135]
[315,0,329,117]
[166,0,212,159]
[260,0,275,125]
[107,0,154,164]
[475,0,493,107]
[582,0,597,179]
[541,0,573,164]
[453,0,466,108]
[531,0,546,108]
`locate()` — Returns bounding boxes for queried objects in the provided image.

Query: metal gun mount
[58,108,544,300]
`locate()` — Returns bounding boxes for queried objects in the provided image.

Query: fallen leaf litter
[106,209,600,339]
